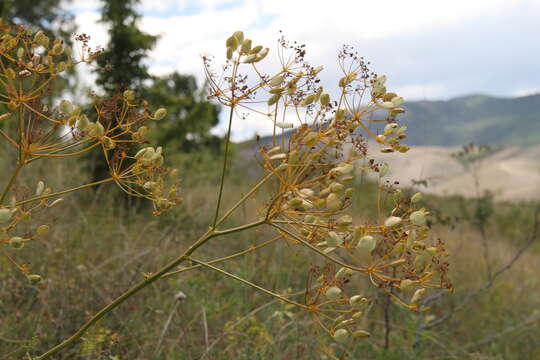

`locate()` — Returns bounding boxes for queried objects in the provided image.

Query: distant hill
[244,93,540,148]
[400,93,540,146]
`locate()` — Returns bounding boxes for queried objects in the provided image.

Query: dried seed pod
[410,288,426,304]
[384,216,402,227]
[36,181,45,196]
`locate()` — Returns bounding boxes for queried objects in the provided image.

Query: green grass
[1,156,539,359]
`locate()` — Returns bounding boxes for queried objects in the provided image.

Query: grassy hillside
[400,94,540,146]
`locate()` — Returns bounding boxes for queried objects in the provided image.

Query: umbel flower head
[0,19,180,279]
[204,30,452,342]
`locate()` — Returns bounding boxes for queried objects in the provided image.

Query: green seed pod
[352,311,363,320]
[338,215,352,226]
[0,112,11,121]
[9,236,24,249]
[59,99,73,114]
[288,197,303,207]
[335,267,353,279]
[269,153,286,161]
[275,122,293,129]
[379,163,389,177]
[6,67,16,79]
[352,330,371,338]
[225,36,239,50]
[267,93,281,106]
[325,286,342,300]
[36,225,50,237]
[123,90,135,102]
[52,42,63,55]
[335,109,345,121]
[257,47,269,61]
[326,231,343,247]
[232,31,244,43]
[153,108,167,120]
[240,39,251,53]
[349,295,365,308]
[27,274,42,283]
[96,121,105,136]
[426,247,437,255]
[0,208,12,223]
[269,74,284,87]
[266,146,281,156]
[249,45,263,54]
[77,114,89,130]
[411,192,422,203]
[330,182,344,193]
[374,74,387,86]
[326,193,341,211]
[357,235,376,252]
[409,210,426,226]
[300,93,317,106]
[392,96,404,107]
[400,279,414,291]
[226,47,234,60]
[371,85,386,98]
[320,93,330,106]
[102,136,116,150]
[17,47,24,59]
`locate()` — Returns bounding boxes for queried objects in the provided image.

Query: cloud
[67,0,540,140]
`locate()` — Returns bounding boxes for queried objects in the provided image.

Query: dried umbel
[203,31,452,342]
[0,19,179,282]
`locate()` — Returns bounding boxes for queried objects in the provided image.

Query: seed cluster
[205,31,452,341]
[0,19,179,282]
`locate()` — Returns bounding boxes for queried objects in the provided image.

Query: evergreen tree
[96,0,157,94]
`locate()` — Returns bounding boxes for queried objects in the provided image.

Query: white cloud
[68,0,540,140]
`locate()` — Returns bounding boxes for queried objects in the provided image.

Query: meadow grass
[2,157,538,359]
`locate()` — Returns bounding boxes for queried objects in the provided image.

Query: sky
[67,0,540,140]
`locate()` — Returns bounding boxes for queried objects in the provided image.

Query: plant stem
[190,258,309,309]
[0,162,23,205]
[212,105,235,228]
[16,178,115,206]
